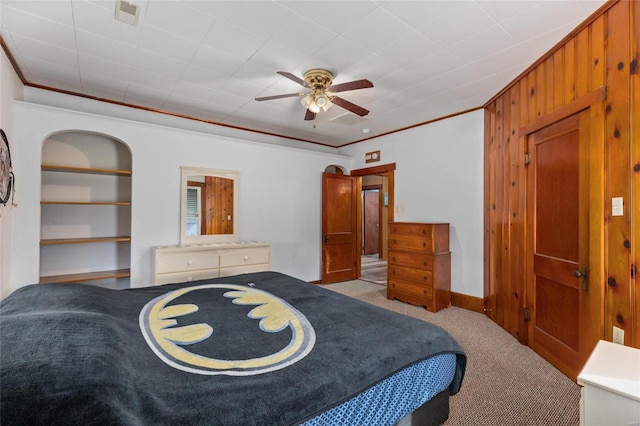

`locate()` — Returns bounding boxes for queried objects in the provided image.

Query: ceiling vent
[115,0,140,26]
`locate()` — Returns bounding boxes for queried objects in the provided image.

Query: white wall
[339,110,484,297]
[10,100,351,293]
[6,83,484,300]
[0,48,24,300]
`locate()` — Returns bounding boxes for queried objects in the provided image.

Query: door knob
[574,266,588,291]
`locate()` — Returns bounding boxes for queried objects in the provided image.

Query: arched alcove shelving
[40,131,132,288]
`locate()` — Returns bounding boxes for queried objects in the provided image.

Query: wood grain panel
[529,69,539,123]
[564,39,576,103]
[483,104,496,319]
[604,3,631,343]
[590,16,606,91]
[494,95,506,326]
[544,57,555,115]
[508,86,524,339]
[553,49,565,109]
[631,0,640,349]
[575,30,590,98]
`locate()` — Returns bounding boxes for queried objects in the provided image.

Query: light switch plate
[612,197,623,216]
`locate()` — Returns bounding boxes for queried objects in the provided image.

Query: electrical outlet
[612,326,624,344]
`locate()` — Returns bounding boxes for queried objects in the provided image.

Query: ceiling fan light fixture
[301,93,332,113]
[263,68,370,119]
[315,94,328,108]
[301,94,318,112]
[315,93,332,112]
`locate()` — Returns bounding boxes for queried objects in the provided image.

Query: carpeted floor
[322,280,581,426]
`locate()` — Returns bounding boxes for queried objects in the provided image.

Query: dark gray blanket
[0,271,466,425]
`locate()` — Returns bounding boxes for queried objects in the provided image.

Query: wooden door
[322,172,360,283]
[526,111,600,380]
[363,188,380,255]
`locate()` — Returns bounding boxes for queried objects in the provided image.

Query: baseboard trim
[451,291,484,313]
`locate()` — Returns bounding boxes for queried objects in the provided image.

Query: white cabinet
[153,243,270,285]
[577,340,640,426]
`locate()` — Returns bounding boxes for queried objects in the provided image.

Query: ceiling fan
[255,69,373,121]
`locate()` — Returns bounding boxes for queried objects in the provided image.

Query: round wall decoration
[0,129,15,206]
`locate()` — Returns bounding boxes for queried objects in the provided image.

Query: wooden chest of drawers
[387,222,451,312]
[153,242,270,285]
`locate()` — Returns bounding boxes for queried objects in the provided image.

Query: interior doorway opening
[351,163,395,286]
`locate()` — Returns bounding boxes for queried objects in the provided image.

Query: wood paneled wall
[484,0,639,348]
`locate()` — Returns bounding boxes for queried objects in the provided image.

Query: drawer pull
[187,276,193,281]
[187,260,193,266]
[244,256,250,261]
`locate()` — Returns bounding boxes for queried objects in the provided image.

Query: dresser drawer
[388,235,433,252]
[388,279,433,301]
[219,247,270,268]
[388,251,433,270]
[155,269,220,285]
[389,222,433,237]
[388,264,433,285]
[155,251,219,274]
[219,263,269,277]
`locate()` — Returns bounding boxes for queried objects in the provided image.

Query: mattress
[305,353,457,425]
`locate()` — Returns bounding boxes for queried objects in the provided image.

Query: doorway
[352,163,396,285]
[362,185,382,256]
[524,108,603,381]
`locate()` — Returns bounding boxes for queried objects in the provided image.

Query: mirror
[180,166,239,244]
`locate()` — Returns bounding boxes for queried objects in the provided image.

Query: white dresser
[153,242,270,285]
[577,340,640,426]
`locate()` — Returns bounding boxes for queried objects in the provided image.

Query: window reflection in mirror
[185,186,201,236]
[180,167,239,244]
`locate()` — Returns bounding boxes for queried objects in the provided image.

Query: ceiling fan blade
[331,96,369,117]
[255,93,301,101]
[304,109,316,121]
[329,79,373,93]
[277,71,308,87]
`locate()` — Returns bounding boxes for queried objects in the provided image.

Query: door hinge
[524,152,532,165]
[524,308,531,321]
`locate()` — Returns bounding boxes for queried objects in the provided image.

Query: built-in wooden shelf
[39,269,131,284]
[40,236,131,245]
[40,137,132,287]
[41,201,132,206]
[41,164,132,176]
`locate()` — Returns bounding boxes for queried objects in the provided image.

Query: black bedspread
[0,271,466,425]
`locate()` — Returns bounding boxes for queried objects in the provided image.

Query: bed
[0,271,466,425]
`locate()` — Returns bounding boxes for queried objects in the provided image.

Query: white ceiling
[0,0,606,148]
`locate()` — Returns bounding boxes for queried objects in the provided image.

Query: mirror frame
[180,166,240,244]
